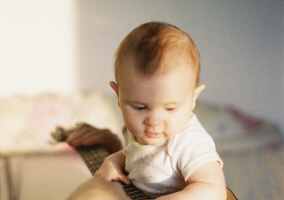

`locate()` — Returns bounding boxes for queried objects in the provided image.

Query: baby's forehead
[117,64,197,104]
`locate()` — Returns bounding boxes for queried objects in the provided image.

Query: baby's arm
[156,161,226,200]
[95,150,130,185]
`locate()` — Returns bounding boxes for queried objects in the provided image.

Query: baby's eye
[135,106,147,110]
[166,107,176,111]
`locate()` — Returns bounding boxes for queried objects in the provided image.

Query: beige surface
[1,151,91,200]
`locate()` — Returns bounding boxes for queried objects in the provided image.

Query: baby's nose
[144,113,160,126]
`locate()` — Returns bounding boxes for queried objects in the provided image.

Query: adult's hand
[67,123,122,154]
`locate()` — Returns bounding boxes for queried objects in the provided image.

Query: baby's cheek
[124,118,141,134]
[169,117,188,135]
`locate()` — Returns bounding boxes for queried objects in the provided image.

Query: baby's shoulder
[174,115,208,141]
[168,116,214,152]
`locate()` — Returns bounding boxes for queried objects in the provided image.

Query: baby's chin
[135,136,167,146]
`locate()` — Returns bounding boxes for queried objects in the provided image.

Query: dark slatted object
[76,145,149,200]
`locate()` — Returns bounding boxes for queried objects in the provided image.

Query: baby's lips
[145,132,161,138]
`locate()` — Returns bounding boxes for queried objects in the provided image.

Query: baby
[95,22,226,200]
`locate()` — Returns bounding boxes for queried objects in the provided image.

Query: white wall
[0,0,283,129]
[0,0,77,95]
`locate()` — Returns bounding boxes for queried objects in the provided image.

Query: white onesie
[123,114,223,198]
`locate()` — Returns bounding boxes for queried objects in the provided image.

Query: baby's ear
[192,84,205,110]
[109,81,119,97]
[109,81,121,107]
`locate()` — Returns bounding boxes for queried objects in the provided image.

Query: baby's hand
[95,152,130,185]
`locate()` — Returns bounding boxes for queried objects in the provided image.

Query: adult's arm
[67,176,131,200]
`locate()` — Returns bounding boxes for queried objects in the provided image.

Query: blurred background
[0,1,283,200]
[1,0,283,128]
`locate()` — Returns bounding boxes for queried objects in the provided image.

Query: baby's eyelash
[135,106,147,110]
[166,107,176,111]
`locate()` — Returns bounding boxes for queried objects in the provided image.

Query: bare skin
[67,124,130,200]
[67,123,122,154]
[67,176,131,200]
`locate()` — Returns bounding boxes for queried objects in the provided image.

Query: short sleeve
[170,128,223,181]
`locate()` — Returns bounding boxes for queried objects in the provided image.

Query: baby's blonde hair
[114,22,200,84]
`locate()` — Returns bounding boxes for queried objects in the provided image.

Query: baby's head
[114,22,200,86]
[110,22,205,146]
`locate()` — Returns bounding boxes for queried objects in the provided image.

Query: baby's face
[112,60,203,146]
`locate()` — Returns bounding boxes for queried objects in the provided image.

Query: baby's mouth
[145,132,161,138]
